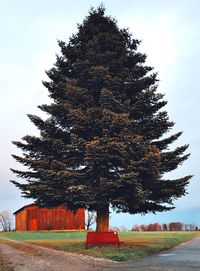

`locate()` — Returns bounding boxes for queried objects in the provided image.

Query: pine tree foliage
[11,7,191,219]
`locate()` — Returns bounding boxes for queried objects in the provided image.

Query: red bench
[85,231,123,249]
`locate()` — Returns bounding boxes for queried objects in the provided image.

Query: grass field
[0,231,199,261]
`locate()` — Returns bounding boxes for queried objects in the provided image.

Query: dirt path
[0,238,120,271]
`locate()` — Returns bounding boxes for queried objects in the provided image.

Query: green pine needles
[11,6,192,231]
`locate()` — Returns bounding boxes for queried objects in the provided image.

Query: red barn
[14,203,85,231]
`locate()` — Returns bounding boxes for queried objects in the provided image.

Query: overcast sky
[1,0,200,229]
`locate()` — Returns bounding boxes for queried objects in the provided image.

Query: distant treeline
[131,222,198,231]
[110,222,198,232]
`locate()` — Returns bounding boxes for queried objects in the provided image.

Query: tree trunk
[96,204,109,232]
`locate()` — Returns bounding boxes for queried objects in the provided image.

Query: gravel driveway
[0,239,119,271]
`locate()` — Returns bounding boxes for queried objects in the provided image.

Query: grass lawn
[0,231,199,261]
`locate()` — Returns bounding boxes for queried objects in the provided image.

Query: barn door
[30,218,37,231]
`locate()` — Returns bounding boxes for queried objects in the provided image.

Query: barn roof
[13,203,36,215]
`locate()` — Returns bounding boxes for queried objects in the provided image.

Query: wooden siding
[15,209,27,231]
[14,204,85,231]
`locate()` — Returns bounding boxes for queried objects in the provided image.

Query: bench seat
[85,231,123,249]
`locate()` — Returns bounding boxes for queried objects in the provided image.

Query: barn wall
[15,209,27,231]
[26,205,38,231]
[33,207,68,230]
[71,208,85,230]
[15,205,85,231]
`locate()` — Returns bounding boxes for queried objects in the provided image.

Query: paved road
[111,236,200,271]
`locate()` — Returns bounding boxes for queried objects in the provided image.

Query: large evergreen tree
[11,7,191,231]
